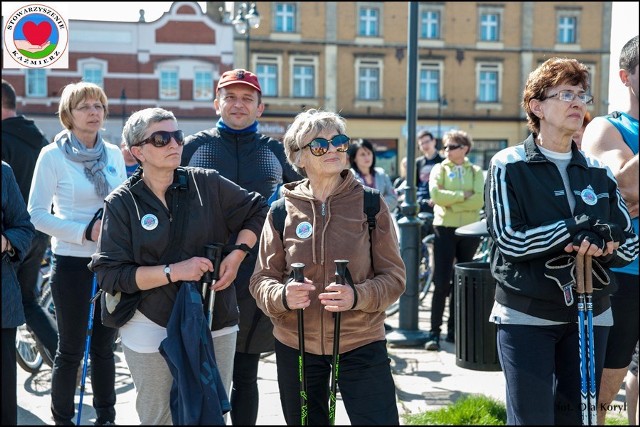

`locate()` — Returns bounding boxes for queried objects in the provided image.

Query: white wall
[608,2,639,113]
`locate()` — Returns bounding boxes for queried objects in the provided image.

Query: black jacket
[89,167,268,330]
[485,135,638,322]
[2,115,49,203]
[181,127,302,353]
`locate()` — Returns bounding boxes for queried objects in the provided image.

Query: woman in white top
[348,138,398,212]
[28,82,126,425]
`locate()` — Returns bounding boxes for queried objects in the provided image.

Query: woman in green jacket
[425,130,485,351]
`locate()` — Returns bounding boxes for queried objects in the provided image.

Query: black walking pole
[291,262,307,426]
[330,260,349,425]
[77,273,99,425]
[203,243,224,330]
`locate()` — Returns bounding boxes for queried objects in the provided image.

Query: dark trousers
[230,351,261,425]
[18,232,58,359]
[497,323,609,425]
[2,328,18,425]
[49,255,117,425]
[430,226,480,335]
[275,339,399,425]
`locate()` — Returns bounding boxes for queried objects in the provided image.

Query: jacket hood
[281,169,358,201]
[2,116,49,149]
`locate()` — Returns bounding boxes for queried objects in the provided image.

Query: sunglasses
[444,143,464,151]
[303,134,350,156]
[137,130,185,147]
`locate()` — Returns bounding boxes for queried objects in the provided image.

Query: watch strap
[164,264,173,284]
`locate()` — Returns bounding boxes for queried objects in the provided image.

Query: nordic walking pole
[291,262,307,426]
[575,253,590,426]
[584,254,597,425]
[330,260,349,425]
[203,243,224,330]
[77,273,99,425]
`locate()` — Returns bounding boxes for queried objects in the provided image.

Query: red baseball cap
[216,69,262,93]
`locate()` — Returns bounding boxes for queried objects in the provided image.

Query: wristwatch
[234,243,252,257]
[164,264,173,284]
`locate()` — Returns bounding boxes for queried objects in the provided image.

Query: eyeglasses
[302,134,350,157]
[545,90,594,105]
[136,130,185,147]
[444,144,464,151]
[74,103,105,113]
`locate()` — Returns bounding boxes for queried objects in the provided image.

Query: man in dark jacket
[181,68,302,425]
[1,79,57,363]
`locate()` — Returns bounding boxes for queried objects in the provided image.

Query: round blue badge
[141,214,159,231]
[296,222,313,239]
[580,188,597,206]
[107,165,117,175]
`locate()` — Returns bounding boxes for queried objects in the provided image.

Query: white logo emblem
[296,222,313,239]
[141,214,158,230]
[580,188,597,206]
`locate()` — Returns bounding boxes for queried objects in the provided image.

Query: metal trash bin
[454,262,501,371]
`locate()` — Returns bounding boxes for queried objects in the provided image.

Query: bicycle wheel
[16,324,43,374]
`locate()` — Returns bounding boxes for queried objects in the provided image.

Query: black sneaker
[425,332,440,351]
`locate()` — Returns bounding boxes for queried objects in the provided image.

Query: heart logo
[23,21,52,46]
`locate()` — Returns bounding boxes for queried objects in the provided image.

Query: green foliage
[604,413,629,425]
[403,394,506,425]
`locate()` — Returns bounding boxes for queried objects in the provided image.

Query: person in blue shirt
[582,34,639,425]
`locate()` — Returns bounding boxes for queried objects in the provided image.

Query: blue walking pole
[77,273,99,425]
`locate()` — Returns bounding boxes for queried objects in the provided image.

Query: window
[194,70,213,101]
[557,15,577,44]
[358,6,380,37]
[26,69,46,97]
[159,68,179,100]
[418,63,441,102]
[292,58,316,98]
[357,60,381,101]
[274,3,296,33]
[420,9,440,39]
[476,63,502,103]
[82,63,104,87]
[256,60,279,97]
[479,13,500,41]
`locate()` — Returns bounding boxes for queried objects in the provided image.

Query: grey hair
[122,107,177,149]
[282,109,347,175]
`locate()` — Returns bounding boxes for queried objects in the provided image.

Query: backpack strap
[363,186,380,237]
[271,197,286,242]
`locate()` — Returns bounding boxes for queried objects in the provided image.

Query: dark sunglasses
[303,134,350,156]
[444,143,464,151]
[137,130,185,147]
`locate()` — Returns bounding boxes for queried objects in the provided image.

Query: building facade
[2,2,612,177]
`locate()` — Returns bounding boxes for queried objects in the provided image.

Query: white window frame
[475,62,503,108]
[193,68,213,101]
[159,67,179,100]
[355,58,383,104]
[420,8,441,40]
[79,59,106,88]
[357,2,382,37]
[477,6,504,46]
[556,9,580,46]
[25,69,47,98]
[290,56,317,99]
[417,61,443,103]
[256,56,281,98]
[274,3,296,33]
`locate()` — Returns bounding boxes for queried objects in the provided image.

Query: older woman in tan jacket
[250,109,405,425]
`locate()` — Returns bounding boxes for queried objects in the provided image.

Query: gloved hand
[544,254,576,306]
[572,230,605,251]
[589,217,625,244]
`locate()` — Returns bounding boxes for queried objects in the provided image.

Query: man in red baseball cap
[181,69,302,425]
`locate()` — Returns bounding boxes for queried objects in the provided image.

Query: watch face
[164,266,171,274]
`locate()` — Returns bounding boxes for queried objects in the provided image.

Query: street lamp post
[437,95,448,142]
[232,3,261,69]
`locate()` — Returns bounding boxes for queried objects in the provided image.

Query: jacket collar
[524,133,588,169]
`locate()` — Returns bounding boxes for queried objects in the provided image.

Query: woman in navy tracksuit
[485,57,638,425]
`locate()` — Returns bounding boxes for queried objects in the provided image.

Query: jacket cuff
[281,283,291,311]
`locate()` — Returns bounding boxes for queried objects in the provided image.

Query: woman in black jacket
[90,107,268,424]
[485,57,638,424]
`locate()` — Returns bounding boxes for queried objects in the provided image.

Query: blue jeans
[275,339,399,425]
[497,322,609,425]
[49,255,117,425]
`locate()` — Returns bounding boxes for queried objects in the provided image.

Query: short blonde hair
[443,129,473,150]
[282,109,346,175]
[57,82,108,130]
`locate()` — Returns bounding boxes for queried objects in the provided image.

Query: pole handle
[575,253,585,294]
[584,255,593,294]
